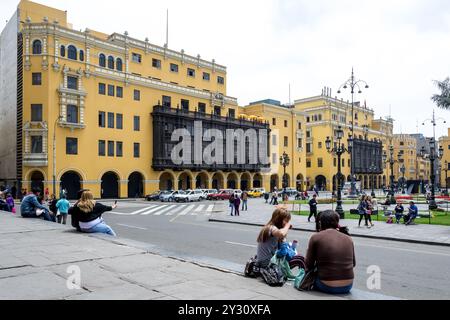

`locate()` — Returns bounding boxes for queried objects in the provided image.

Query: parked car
[200,189,218,200]
[284,187,298,197]
[175,190,203,202]
[146,191,162,201]
[159,191,179,202]
[248,188,265,198]
[207,189,234,200]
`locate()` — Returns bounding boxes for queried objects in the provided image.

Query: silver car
[159,191,179,202]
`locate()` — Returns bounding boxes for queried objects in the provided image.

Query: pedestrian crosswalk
[111,203,215,217]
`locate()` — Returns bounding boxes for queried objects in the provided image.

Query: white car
[175,190,203,202]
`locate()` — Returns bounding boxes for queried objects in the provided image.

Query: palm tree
[432,78,450,110]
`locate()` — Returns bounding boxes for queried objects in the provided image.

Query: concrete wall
[0,10,18,181]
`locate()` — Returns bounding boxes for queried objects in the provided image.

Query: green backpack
[270,254,305,282]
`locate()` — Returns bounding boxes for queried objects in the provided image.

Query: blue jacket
[20,194,48,215]
[276,241,296,261]
[56,199,70,214]
[408,205,418,217]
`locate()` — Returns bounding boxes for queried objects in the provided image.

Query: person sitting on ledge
[20,188,55,222]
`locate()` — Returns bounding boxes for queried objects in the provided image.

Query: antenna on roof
[165,9,169,48]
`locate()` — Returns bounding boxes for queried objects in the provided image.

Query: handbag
[56,209,61,216]
[295,267,318,291]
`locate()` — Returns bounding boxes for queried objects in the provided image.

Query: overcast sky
[1,0,449,138]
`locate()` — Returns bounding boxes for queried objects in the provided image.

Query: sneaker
[36,209,44,217]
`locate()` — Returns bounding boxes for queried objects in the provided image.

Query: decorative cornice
[25,23,226,73]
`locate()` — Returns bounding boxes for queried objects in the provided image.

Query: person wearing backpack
[305,210,355,294]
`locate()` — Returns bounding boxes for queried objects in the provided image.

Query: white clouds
[0,0,449,137]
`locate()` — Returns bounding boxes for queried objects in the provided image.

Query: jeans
[405,214,417,225]
[22,209,55,222]
[242,200,248,211]
[230,203,234,215]
[81,219,116,236]
[308,210,317,222]
[315,278,353,295]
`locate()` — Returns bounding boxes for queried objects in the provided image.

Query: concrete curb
[208,218,450,248]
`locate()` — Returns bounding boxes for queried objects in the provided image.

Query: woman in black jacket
[71,191,117,236]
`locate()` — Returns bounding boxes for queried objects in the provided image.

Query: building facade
[293,89,393,192]
[1,0,280,199]
[439,128,450,189]
[1,1,404,198]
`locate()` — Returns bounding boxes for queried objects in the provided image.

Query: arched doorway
[227,172,238,189]
[296,174,304,191]
[212,172,224,190]
[383,176,387,188]
[128,172,144,198]
[159,172,174,191]
[178,172,192,190]
[363,176,368,190]
[30,171,44,193]
[253,173,262,189]
[196,172,209,189]
[315,175,327,191]
[60,171,82,200]
[270,174,279,191]
[101,172,119,199]
[240,172,251,191]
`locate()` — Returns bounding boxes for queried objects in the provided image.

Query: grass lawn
[291,210,450,226]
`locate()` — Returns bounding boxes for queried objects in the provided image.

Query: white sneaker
[36,209,44,217]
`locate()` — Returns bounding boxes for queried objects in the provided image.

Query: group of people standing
[229,191,249,216]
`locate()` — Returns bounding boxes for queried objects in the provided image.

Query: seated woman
[255,208,292,268]
[70,191,117,236]
[305,210,356,294]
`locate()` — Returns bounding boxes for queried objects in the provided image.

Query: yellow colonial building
[293,89,393,192]
[439,128,450,189]
[0,1,403,199]
[0,0,309,198]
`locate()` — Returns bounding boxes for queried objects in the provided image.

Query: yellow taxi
[248,188,265,198]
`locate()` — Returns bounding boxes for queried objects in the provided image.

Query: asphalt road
[95,199,450,300]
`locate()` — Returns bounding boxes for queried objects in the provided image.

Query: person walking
[56,194,70,224]
[264,192,270,204]
[241,191,248,211]
[357,195,369,228]
[272,189,279,206]
[70,191,117,236]
[234,193,241,216]
[366,196,375,227]
[308,194,318,223]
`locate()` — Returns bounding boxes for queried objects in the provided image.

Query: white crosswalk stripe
[130,206,157,215]
[194,205,205,212]
[141,205,168,215]
[111,203,215,216]
[179,205,196,216]
[153,205,176,216]
[165,205,186,216]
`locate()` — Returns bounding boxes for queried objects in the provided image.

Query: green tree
[432,78,450,110]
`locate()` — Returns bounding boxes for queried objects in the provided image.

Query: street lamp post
[337,69,369,199]
[52,116,62,197]
[400,164,406,194]
[383,145,402,204]
[280,152,290,199]
[421,141,444,210]
[326,126,352,219]
[369,164,377,198]
[443,161,449,196]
